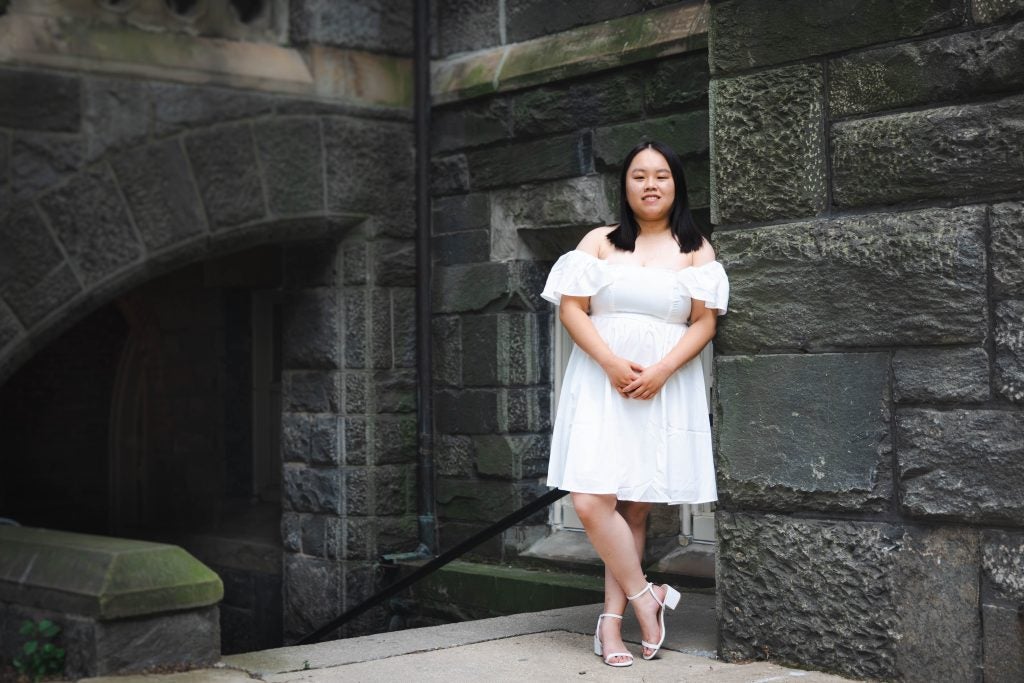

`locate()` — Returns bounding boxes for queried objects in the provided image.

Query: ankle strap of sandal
[598,613,624,619]
[626,582,653,602]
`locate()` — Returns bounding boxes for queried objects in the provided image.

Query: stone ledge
[432,2,709,105]
[0,526,223,620]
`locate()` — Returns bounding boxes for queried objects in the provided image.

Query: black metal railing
[296,487,569,645]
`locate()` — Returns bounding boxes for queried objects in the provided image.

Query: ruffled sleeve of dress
[677,261,730,315]
[540,250,614,305]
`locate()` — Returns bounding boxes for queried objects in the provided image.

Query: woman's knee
[571,493,613,524]
[617,501,652,527]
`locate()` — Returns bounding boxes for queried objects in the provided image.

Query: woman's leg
[598,500,652,663]
[573,493,669,659]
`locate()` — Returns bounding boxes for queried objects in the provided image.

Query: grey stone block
[282,288,341,370]
[430,153,470,196]
[461,314,499,386]
[995,300,1024,403]
[111,140,207,251]
[893,347,990,403]
[282,464,341,514]
[310,415,340,465]
[974,0,1024,23]
[344,372,368,414]
[472,433,545,480]
[283,370,341,413]
[710,0,966,75]
[323,117,414,226]
[0,69,81,132]
[2,262,81,327]
[717,352,893,508]
[502,386,550,433]
[898,408,1024,524]
[433,260,547,313]
[186,124,266,228]
[343,287,367,368]
[993,202,1024,297]
[832,94,1024,207]
[593,111,709,170]
[715,206,987,351]
[464,131,592,190]
[373,415,417,465]
[509,69,644,139]
[982,604,1024,683]
[830,20,1024,118]
[436,0,501,56]
[506,0,669,43]
[391,287,416,368]
[0,203,64,288]
[437,478,518,522]
[93,607,219,676]
[82,77,149,158]
[717,513,981,681]
[462,312,543,387]
[343,417,368,465]
[373,240,415,286]
[435,229,490,265]
[432,97,511,153]
[432,192,491,235]
[255,117,324,216]
[371,288,393,369]
[345,518,371,560]
[344,467,370,516]
[38,165,140,286]
[289,0,414,55]
[151,82,273,136]
[300,514,327,558]
[432,315,462,386]
[281,512,301,553]
[644,52,709,114]
[374,464,414,515]
[342,240,367,285]
[283,554,341,641]
[436,388,499,433]
[435,434,475,478]
[10,132,87,198]
[983,530,1024,603]
[711,63,825,224]
[374,368,416,413]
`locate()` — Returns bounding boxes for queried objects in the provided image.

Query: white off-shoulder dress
[541,250,730,504]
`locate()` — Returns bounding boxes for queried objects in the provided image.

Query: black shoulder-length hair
[605,140,704,253]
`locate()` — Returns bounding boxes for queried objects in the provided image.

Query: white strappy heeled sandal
[593,613,634,667]
[626,582,681,660]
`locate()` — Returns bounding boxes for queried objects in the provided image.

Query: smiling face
[625,147,676,223]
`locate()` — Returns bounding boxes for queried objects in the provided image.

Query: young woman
[540,140,729,667]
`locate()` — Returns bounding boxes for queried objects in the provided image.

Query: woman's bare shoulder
[691,236,716,266]
[576,225,617,257]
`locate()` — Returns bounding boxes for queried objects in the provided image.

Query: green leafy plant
[13,619,65,682]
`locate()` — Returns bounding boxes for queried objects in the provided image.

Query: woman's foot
[594,613,633,666]
[627,583,681,659]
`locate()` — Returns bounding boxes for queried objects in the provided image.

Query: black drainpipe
[414,0,437,556]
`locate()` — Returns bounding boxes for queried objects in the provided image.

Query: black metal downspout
[414,0,437,556]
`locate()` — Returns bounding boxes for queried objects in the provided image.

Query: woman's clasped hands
[601,355,672,400]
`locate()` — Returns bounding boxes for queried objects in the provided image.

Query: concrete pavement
[83,593,858,682]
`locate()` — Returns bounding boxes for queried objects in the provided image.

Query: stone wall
[709,1,1024,680]
[430,6,712,562]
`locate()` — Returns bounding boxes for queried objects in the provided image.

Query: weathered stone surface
[186,124,265,229]
[716,353,891,512]
[343,287,367,368]
[0,69,81,132]
[715,206,987,351]
[430,153,470,196]
[290,0,414,55]
[111,140,207,251]
[2,262,81,327]
[38,165,140,286]
[82,77,149,158]
[711,64,825,224]
[509,69,644,139]
[645,51,709,114]
[370,288,392,369]
[832,94,1024,207]
[254,118,324,216]
[0,203,63,289]
[282,288,340,370]
[310,415,340,465]
[437,478,517,521]
[432,97,510,153]
[323,117,414,226]
[995,300,1024,403]
[893,347,990,403]
[501,386,550,433]
[283,370,341,413]
[434,260,547,313]
[374,368,416,413]
[593,111,709,169]
[92,606,220,675]
[983,530,1024,603]
[982,604,1024,683]
[717,513,900,679]
[461,312,543,387]
[0,304,21,351]
[973,0,1024,23]
[373,415,416,464]
[432,315,461,385]
[506,0,676,43]
[10,133,87,198]
[992,202,1024,298]
[281,413,312,463]
[344,467,370,515]
[435,230,489,265]
[282,554,341,640]
[151,82,273,136]
[473,434,548,480]
[830,20,1024,117]
[435,389,499,433]
[432,193,490,235]
[344,371,367,414]
[898,408,1024,524]
[373,240,415,286]
[893,527,981,683]
[435,434,474,477]
[342,240,367,285]
[374,464,414,515]
[437,0,501,56]
[343,417,368,465]
[710,0,966,74]
[464,132,592,190]
[282,464,341,514]
[391,287,416,368]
